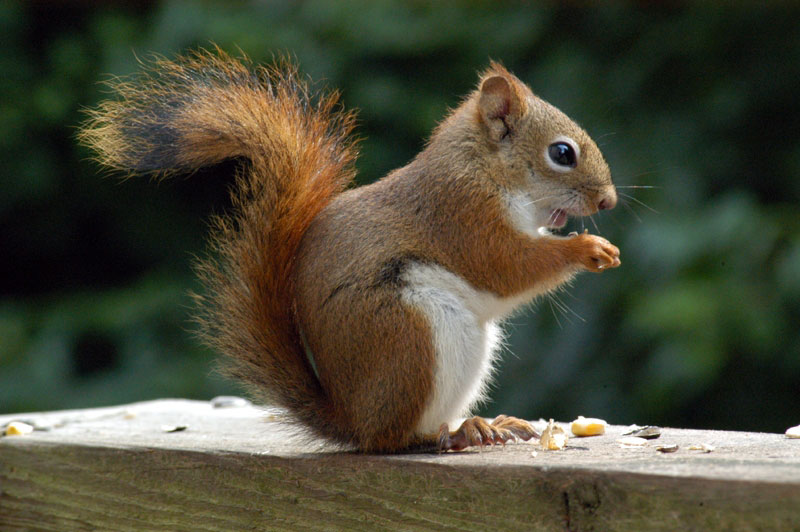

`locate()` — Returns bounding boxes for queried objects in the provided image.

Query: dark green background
[2,1,799,433]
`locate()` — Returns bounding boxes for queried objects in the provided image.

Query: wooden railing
[1,399,798,531]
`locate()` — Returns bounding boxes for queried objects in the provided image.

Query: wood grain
[1,399,798,531]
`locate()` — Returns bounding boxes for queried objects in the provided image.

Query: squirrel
[79,48,620,453]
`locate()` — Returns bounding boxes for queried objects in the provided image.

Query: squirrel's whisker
[619,198,643,223]
[618,191,659,213]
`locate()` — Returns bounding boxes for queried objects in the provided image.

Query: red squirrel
[80,48,620,453]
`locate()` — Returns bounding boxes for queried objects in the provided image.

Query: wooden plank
[1,399,799,531]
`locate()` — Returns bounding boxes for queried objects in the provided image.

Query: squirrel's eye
[548,142,577,168]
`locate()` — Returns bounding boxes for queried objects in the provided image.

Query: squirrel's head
[473,63,616,231]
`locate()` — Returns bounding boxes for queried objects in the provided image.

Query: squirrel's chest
[400,262,529,433]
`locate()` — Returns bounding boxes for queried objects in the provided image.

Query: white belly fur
[401,262,548,434]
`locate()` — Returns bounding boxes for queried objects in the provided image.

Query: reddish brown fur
[294,62,618,451]
[81,50,619,453]
[80,48,360,445]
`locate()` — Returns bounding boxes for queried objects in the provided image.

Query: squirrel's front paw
[571,232,621,272]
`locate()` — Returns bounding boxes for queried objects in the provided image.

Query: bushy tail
[79,48,358,443]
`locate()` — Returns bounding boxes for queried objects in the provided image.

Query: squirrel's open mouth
[547,209,569,229]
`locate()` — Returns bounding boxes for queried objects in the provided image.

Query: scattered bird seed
[570,416,607,437]
[656,444,679,453]
[211,396,251,408]
[540,419,568,450]
[688,443,715,453]
[623,426,662,439]
[785,425,800,439]
[617,436,648,447]
[5,421,34,436]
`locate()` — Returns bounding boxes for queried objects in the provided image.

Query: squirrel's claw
[437,416,539,452]
[570,232,621,272]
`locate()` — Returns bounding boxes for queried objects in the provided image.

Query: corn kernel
[570,416,607,437]
[5,421,34,436]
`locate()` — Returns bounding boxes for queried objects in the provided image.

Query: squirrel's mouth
[547,209,569,229]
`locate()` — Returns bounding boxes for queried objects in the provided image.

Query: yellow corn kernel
[5,421,34,436]
[570,416,607,437]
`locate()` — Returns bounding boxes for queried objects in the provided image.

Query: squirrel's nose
[597,188,617,211]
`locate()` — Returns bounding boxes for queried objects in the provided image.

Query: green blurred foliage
[1,1,798,432]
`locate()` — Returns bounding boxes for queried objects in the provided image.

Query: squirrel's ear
[478,75,523,141]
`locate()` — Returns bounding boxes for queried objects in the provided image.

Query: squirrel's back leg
[302,259,521,451]
[297,249,536,452]
[299,281,438,452]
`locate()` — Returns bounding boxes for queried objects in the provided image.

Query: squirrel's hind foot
[436,415,539,452]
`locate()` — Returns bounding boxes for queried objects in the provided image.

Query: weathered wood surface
[1,399,798,531]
